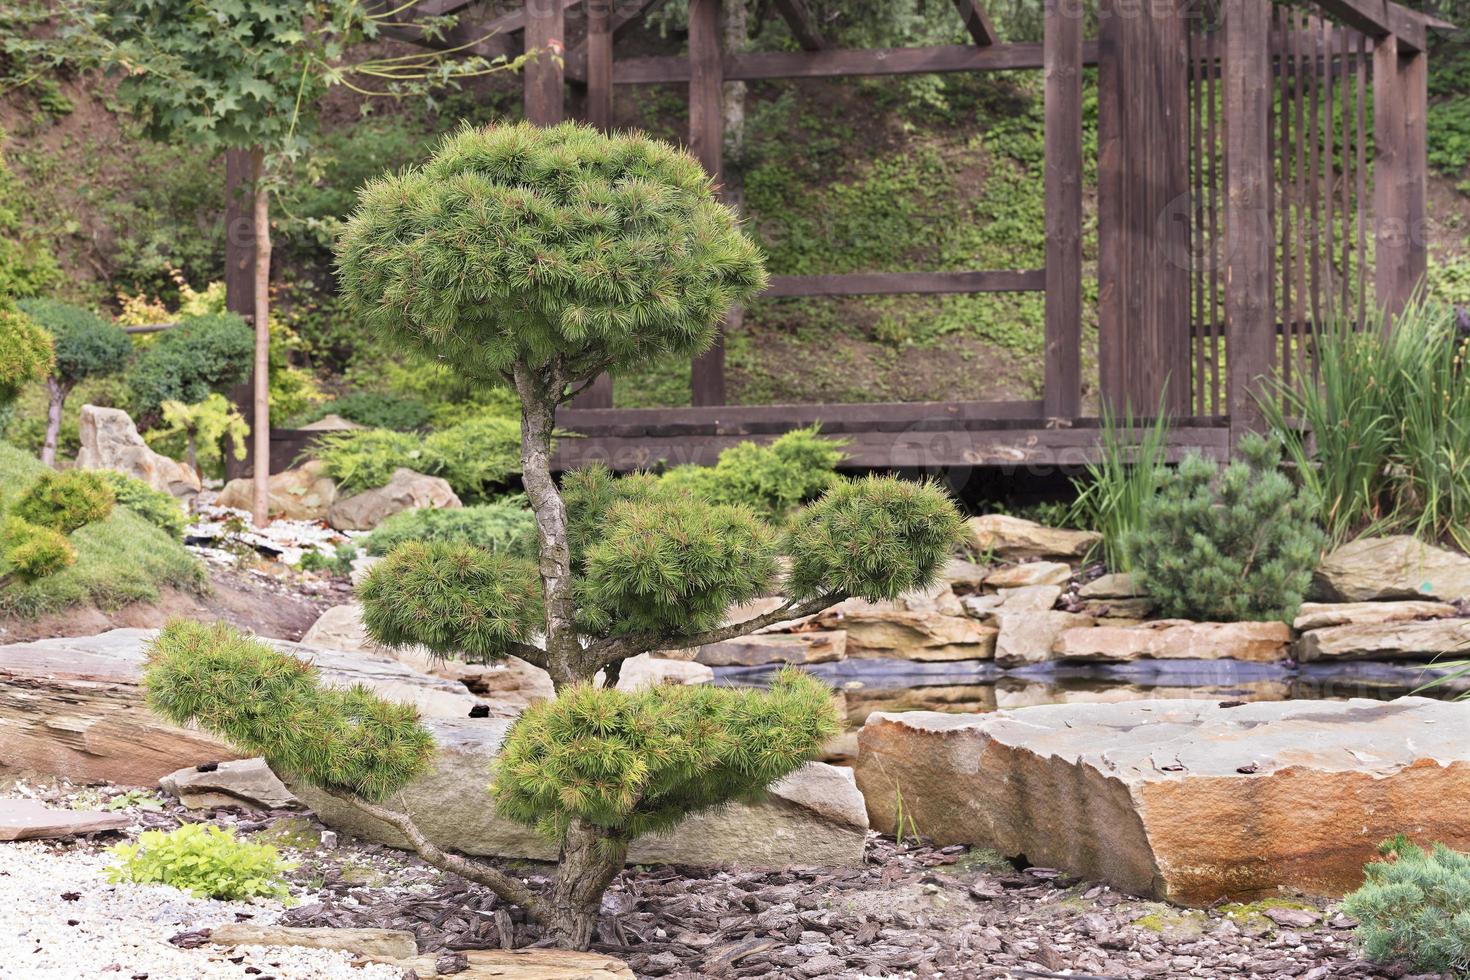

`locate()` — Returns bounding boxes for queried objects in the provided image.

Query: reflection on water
[713,657,1469,731]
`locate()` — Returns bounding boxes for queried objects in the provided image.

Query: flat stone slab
[1297,618,1470,661]
[1313,535,1470,602]
[160,758,298,811]
[1053,620,1293,663]
[694,631,847,667]
[855,697,1470,905]
[393,949,634,979]
[209,924,417,961]
[1293,600,1458,632]
[290,718,869,870]
[967,515,1100,560]
[0,799,129,841]
[0,629,483,786]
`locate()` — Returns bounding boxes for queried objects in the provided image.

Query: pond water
[713,657,1467,735]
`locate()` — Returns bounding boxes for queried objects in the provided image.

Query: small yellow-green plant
[153,393,248,477]
[1,471,116,588]
[106,824,295,901]
[1341,835,1470,975]
[364,501,537,559]
[96,471,188,539]
[659,425,846,522]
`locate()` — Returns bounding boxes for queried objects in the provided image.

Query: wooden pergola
[252,0,1449,477]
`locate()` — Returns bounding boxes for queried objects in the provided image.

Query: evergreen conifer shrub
[142,122,966,949]
[1342,835,1470,975]
[17,299,132,465]
[1124,434,1326,622]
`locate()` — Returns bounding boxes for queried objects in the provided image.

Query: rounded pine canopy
[335,121,768,384]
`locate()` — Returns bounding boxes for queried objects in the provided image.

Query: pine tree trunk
[41,378,65,467]
[546,817,626,950]
[512,363,582,686]
[250,147,271,527]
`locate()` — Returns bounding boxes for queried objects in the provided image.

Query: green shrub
[364,502,537,558]
[145,620,436,801]
[95,472,188,539]
[0,307,53,412]
[1124,435,1326,623]
[125,312,253,420]
[290,392,432,432]
[10,470,115,533]
[312,416,523,499]
[296,542,356,576]
[15,299,132,464]
[2,517,74,581]
[0,443,204,616]
[494,671,839,841]
[1341,835,1470,975]
[105,823,294,901]
[659,425,845,521]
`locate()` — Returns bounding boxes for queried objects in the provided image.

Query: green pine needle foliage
[106,824,295,902]
[0,307,53,409]
[2,517,75,581]
[1341,835,1470,975]
[336,121,769,383]
[785,475,966,603]
[1124,434,1327,623]
[493,670,839,842]
[125,312,253,420]
[364,501,537,558]
[10,470,116,533]
[16,298,131,387]
[358,541,544,662]
[312,416,522,499]
[144,620,435,801]
[659,426,846,522]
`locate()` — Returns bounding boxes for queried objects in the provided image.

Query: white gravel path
[0,840,405,980]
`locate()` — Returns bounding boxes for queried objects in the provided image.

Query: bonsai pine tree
[144,122,965,949]
[16,299,132,466]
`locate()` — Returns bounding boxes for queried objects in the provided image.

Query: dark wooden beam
[1374,34,1428,319]
[600,41,1101,84]
[951,0,1000,46]
[565,0,671,81]
[570,0,615,410]
[762,270,1043,297]
[1311,0,1425,52]
[524,0,566,124]
[688,0,726,407]
[1223,0,1274,436]
[1043,0,1081,419]
[773,0,826,50]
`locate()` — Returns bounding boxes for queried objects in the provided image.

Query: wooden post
[525,0,565,125]
[571,0,616,409]
[1043,0,1081,420]
[1096,0,1191,417]
[688,0,726,407]
[1374,35,1427,320]
[223,149,255,482]
[1223,0,1274,437]
[249,147,272,526]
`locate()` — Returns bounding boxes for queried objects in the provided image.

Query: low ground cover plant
[1125,435,1325,622]
[95,471,187,539]
[149,122,966,949]
[106,823,295,901]
[312,415,522,500]
[1341,835,1470,975]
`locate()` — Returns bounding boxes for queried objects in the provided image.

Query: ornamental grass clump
[1124,434,1326,622]
[142,121,965,949]
[1341,835,1470,975]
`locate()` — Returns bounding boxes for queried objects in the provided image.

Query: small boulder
[296,414,365,431]
[1079,573,1141,599]
[608,654,713,689]
[993,610,1093,667]
[1313,535,1470,602]
[159,758,297,810]
[216,460,338,521]
[694,631,847,667]
[0,799,129,841]
[967,514,1101,561]
[76,404,200,500]
[1296,618,1470,661]
[983,561,1072,589]
[327,468,460,531]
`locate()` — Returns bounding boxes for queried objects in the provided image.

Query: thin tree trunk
[250,147,271,527]
[547,817,627,950]
[41,378,65,468]
[511,361,582,687]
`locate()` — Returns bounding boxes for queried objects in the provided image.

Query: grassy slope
[0,444,206,617]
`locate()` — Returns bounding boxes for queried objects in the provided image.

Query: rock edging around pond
[854,696,1470,906]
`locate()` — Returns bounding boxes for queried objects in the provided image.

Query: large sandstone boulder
[327,468,460,531]
[967,515,1100,561]
[1053,620,1292,663]
[290,718,869,869]
[1296,618,1470,661]
[1313,535,1470,602]
[855,698,1470,904]
[0,628,483,786]
[76,404,201,500]
[815,587,995,662]
[217,460,338,521]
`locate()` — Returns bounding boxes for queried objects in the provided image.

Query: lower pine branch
[321,787,551,924]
